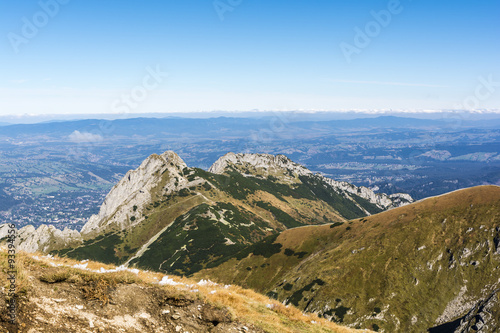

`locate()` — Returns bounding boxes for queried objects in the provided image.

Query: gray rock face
[430,288,500,333]
[209,152,312,179]
[209,152,413,211]
[0,224,82,253]
[80,151,188,237]
[455,289,499,332]
[322,178,413,211]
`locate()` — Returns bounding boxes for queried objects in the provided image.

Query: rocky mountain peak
[80,150,188,237]
[208,152,412,210]
[208,152,312,179]
[136,150,187,174]
[160,150,187,168]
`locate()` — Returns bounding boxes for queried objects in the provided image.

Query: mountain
[0,250,363,333]
[3,151,411,278]
[0,115,471,140]
[207,153,411,213]
[0,117,270,139]
[80,151,189,237]
[195,186,500,332]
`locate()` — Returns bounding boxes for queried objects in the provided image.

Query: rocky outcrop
[209,152,312,180]
[429,288,500,333]
[209,152,413,211]
[323,178,413,210]
[0,224,82,253]
[455,289,500,333]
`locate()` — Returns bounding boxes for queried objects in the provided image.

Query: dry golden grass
[39,269,72,283]
[247,191,345,227]
[0,249,31,296]
[2,250,369,333]
[200,283,364,333]
[276,223,333,250]
[280,195,345,224]
[276,185,500,249]
[81,277,114,305]
[28,252,165,284]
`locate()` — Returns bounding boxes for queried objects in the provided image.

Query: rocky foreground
[0,250,366,333]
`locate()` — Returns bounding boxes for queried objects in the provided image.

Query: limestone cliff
[80,151,189,237]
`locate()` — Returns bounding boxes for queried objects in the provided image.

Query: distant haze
[0,110,500,125]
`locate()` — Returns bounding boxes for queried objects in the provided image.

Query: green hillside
[196,186,500,332]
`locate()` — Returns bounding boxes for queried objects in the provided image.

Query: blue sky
[0,0,499,115]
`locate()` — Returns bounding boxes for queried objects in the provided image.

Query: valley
[0,115,499,231]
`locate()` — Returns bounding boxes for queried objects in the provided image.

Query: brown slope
[0,250,367,333]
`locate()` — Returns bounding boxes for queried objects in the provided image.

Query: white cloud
[68,130,103,143]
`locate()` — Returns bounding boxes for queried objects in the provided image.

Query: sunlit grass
[0,249,369,333]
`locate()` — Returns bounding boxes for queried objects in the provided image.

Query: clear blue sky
[0,0,499,115]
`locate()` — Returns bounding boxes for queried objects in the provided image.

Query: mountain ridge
[2,151,412,276]
[209,152,412,211]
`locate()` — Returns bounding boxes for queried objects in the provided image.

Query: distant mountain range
[1,115,499,140]
[1,110,500,125]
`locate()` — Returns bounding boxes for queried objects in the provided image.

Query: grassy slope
[129,202,271,274]
[196,186,500,332]
[53,192,209,264]
[0,250,369,333]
